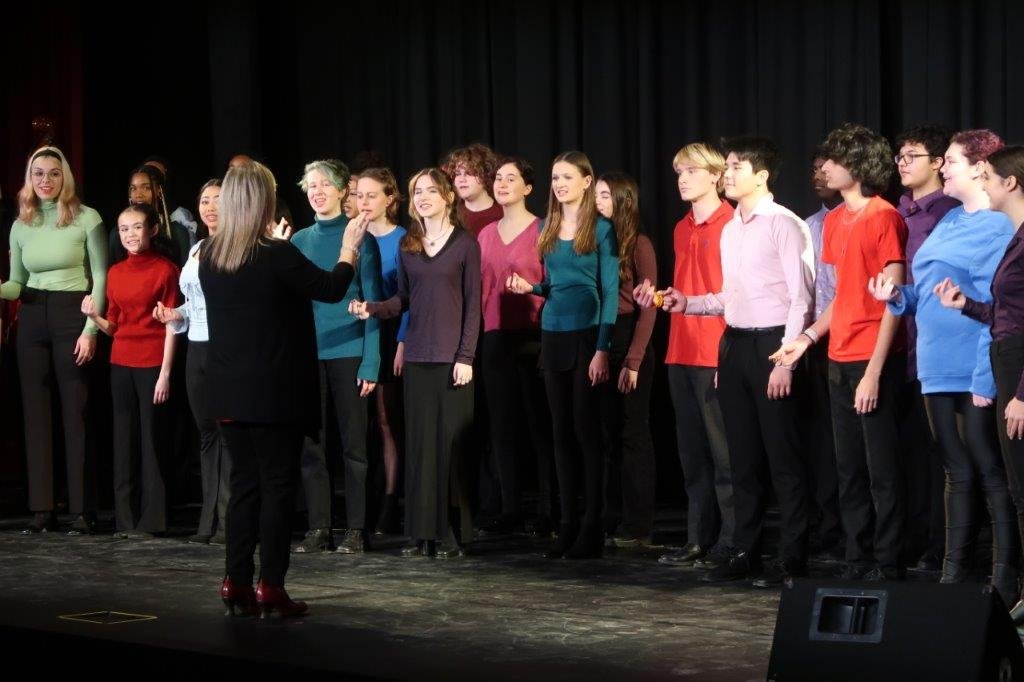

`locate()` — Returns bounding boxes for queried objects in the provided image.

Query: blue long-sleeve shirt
[532,217,619,350]
[372,226,410,343]
[888,206,1014,398]
[291,215,383,380]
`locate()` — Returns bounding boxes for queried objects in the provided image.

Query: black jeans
[16,288,93,514]
[829,355,905,569]
[186,342,231,536]
[111,364,168,533]
[924,392,1018,581]
[543,328,605,531]
[715,326,808,564]
[222,422,303,587]
[667,363,735,548]
[480,330,554,518]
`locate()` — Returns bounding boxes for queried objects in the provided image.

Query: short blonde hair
[672,143,726,194]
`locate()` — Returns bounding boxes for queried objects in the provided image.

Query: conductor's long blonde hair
[203,161,277,273]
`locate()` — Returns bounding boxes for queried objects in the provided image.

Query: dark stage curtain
[3,0,1024,504]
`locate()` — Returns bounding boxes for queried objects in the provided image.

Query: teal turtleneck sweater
[291,214,383,379]
[2,199,107,335]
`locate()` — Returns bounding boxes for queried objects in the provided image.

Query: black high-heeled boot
[545,524,579,559]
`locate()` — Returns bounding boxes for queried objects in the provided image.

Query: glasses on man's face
[894,153,932,166]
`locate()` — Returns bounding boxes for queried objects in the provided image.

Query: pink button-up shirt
[684,194,815,343]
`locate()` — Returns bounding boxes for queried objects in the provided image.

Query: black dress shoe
[914,549,942,572]
[694,545,735,570]
[658,543,706,566]
[293,527,333,553]
[751,558,808,588]
[210,530,227,545]
[187,533,212,545]
[701,552,754,583]
[20,511,56,535]
[66,514,96,536]
[435,542,465,559]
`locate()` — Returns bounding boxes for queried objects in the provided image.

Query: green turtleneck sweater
[1,200,108,334]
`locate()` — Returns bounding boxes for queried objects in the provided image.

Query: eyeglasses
[31,169,62,181]
[894,153,933,165]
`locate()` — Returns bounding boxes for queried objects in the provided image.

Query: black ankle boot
[545,524,579,559]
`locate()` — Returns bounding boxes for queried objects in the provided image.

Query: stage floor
[0,513,939,681]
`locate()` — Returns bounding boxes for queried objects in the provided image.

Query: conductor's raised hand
[270,217,292,240]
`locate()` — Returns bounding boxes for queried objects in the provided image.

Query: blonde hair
[403,168,459,254]
[203,162,277,273]
[672,142,726,194]
[18,146,82,227]
[538,151,598,257]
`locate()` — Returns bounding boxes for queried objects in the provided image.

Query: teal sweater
[532,216,619,350]
[291,215,383,379]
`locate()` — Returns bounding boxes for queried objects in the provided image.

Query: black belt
[725,325,785,337]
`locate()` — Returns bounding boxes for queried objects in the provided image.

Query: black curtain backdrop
[4,0,1023,503]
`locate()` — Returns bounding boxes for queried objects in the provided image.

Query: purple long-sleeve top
[367,227,481,365]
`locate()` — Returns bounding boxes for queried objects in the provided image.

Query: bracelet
[340,246,359,259]
[802,327,819,344]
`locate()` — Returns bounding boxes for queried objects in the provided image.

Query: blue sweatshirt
[291,214,383,379]
[888,206,1014,397]
[532,216,619,350]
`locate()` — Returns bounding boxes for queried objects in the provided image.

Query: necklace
[424,222,453,247]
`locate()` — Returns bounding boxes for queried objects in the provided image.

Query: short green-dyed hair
[298,159,351,193]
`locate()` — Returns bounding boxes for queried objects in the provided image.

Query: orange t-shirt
[821,195,908,362]
[665,200,734,367]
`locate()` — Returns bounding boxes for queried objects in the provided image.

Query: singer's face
[493,163,531,207]
[356,177,393,222]
[413,174,449,219]
[306,168,344,218]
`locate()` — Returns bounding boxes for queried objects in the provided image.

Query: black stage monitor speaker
[767,579,1024,681]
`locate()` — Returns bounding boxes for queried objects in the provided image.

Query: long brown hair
[598,172,640,281]
[202,162,277,273]
[538,151,598,258]
[402,168,460,254]
[18,146,82,227]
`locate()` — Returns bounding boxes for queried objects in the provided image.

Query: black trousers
[186,342,231,536]
[667,363,735,548]
[299,357,370,530]
[543,328,605,531]
[111,364,168,533]
[829,355,905,569]
[222,422,303,587]
[801,342,843,550]
[990,335,1024,586]
[899,379,944,561]
[601,314,656,539]
[16,288,93,514]
[924,393,1018,575]
[480,330,554,518]
[403,362,474,543]
[716,326,808,564]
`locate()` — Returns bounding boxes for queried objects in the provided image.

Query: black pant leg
[668,364,719,547]
[15,298,56,513]
[481,332,522,517]
[299,362,332,530]
[111,364,138,532]
[803,343,842,549]
[187,342,228,536]
[48,294,91,515]
[222,423,259,585]
[325,357,370,530]
[619,346,655,539]
[830,360,874,565]
[133,366,167,533]
[545,367,578,528]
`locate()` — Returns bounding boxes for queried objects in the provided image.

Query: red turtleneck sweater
[106,251,180,367]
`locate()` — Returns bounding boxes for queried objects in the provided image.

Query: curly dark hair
[894,123,952,159]
[440,143,499,191]
[820,123,894,196]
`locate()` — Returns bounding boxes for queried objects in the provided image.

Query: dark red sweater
[106,251,180,367]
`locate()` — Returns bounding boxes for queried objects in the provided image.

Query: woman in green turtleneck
[0,146,107,535]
